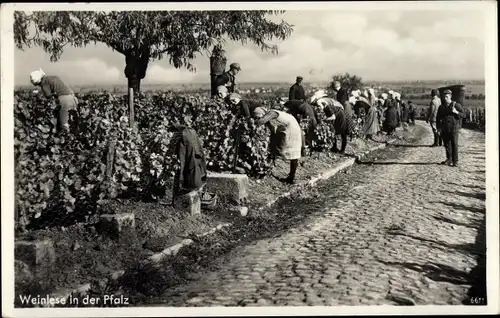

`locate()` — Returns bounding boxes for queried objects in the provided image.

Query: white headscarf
[348,96,357,105]
[381,93,388,100]
[217,86,228,98]
[253,107,268,119]
[228,93,241,105]
[368,88,375,96]
[30,68,46,85]
[310,90,328,104]
[394,92,401,100]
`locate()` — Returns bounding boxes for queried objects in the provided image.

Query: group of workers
[27,63,466,205]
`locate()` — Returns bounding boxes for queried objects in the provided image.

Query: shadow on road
[430,201,485,214]
[441,190,486,201]
[387,144,433,148]
[356,160,438,166]
[387,231,485,257]
[376,259,474,285]
[463,214,487,305]
[445,182,486,191]
[432,215,482,230]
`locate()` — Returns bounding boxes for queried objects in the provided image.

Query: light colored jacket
[428,96,441,122]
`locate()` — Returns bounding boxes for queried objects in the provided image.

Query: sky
[13,9,487,87]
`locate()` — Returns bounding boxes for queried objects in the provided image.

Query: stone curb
[38,141,391,300]
[148,223,232,265]
[258,143,387,211]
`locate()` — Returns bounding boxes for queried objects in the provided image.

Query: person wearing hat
[310,91,349,154]
[436,89,465,167]
[427,89,443,147]
[168,117,208,205]
[226,92,262,120]
[29,68,78,133]
[215,63,241,94]
[282,99,320,156]
[333,81,349,106]
[252,107,303,184]
[382,91,399,135]
[289,76,307,102]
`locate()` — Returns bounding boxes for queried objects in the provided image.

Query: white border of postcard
[1,1,499,317]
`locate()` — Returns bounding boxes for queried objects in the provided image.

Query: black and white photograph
[1,1,498,317]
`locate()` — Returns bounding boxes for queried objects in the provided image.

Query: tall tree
[329,72,364,95]
[14,11,294,93]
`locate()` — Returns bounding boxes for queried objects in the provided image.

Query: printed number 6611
[469,297,486,305]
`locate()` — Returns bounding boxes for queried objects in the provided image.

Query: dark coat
[172,124,207,196]
[215,71,236,93]
[284,100,318,127]
[335,87,349,105]
[383,99,399,131]
[342,101,358,134]
[238,99,261,119]
[289,83,306,101]
[323,101,347,135]
[400,101,410,122]
[437,101,465,133]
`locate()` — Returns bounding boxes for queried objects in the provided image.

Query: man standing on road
[215,63,241,94]
[427,89,442,147]
[289,76,307,101]
[436,89,465,167]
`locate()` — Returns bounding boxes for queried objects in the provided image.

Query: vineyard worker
[289,76,307,101]
[399,95,410,127]
[226,93,261,120]
[29,68,78,133]
[359,96,379,140]
[394,92,403,126]
[333,81,349,105]
[383,91,399,135]
[367,88,377,108]
[282,99,319,156]
[217,85,229,99]
[168,119,208,204]
[253,107,302,185]
[215,63,241,94]
[427,89,443,147]
[436,89,465,167]
[408,101,416,125]
[343,97,358,139]
[310,90,349,154]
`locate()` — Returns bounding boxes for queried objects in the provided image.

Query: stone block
[206,172,249,205]
[98,213,135,238]
[15,239,56,267]
[172,190,201,216]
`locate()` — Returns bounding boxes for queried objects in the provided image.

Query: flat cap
[229,63,241,70]
[296,76,303,80]
[443,89,452,95]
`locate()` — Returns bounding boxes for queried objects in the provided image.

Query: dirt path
[148,122,486,307]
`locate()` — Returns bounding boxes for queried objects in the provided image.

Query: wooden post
[128,87,135,128]
[106,139,117,182]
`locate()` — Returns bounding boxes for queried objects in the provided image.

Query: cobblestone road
[152,122,486,306]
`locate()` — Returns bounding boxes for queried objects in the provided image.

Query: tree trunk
[210,49,227,97]
[124,47,150,128]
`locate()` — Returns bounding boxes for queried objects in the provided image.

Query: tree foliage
[14,11,294,90]
[329,72,364,94]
